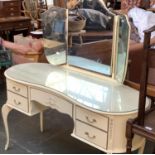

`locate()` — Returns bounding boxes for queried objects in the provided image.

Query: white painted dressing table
[2,63,148,153]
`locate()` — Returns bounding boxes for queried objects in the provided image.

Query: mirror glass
[67,0,114,76]
[115,15,130,83]
[42,0,130,83]
[42,7,68,65]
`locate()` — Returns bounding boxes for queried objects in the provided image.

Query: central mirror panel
[67,0,114,76]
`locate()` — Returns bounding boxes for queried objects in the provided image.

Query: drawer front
[31,89,73,117]
[0,21,30,30]
[3,1,19,7]
[76,120,107,149]
[0,10,20,17]
[13,21,31,29]
[7,6,19,12]
[7,91,28,113]
[7,80,28,97]
[76,106,108,131]
[0,23,12,30]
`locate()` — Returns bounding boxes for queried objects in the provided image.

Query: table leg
[1,104,13,150]
[40,112,44,133]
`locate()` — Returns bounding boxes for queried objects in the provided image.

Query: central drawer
[30,88,73,117]
[76,106,108,131]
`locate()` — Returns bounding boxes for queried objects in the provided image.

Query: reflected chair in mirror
[22,0,42,29]
[126,25,155,153]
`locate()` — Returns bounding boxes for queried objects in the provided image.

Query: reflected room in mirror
[41,7,68,65]
[67,0,114,76]
[42,0,130,83]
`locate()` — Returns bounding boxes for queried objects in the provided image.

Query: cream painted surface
[2,63,150,153]
[30,88,73,117]
[7,79,28,97]
[75,120,108,149]
[7,91,28,113]
[76,106,108,132]
[5,63,148,114]
[107,114,145,153]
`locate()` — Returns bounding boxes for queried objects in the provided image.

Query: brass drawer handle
[10,13,14,16]
[85,132,96,139]
[12,86,21,92]
[85,116,96,124]
[14,99,21,105]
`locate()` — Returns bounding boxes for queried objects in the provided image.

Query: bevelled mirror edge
[42,6,68,66]
[114,14,130,83]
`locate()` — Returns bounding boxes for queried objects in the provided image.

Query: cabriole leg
[1,104,13,150]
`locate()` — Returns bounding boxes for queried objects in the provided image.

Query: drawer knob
[12,86,20,92]
[14,99,21,105]
[85,132,96,139]
[86,116,96,124]
[10,13,14,16]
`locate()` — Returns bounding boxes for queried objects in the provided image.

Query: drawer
[8,6,19,11]
[76,106,108,131]
[3,11,19,17]
[7,91,28,113]
[13,21,31,29]
[3,1,19,7]
[7,80,28,97]
[76,120,107,149]
[30,89,73,117]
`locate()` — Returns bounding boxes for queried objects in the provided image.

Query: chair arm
[144,25,155,34]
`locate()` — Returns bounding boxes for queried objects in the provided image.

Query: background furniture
[126,26,155,153]
[120,0,155,83]
[0,0,31,41]
[0,0,21,18]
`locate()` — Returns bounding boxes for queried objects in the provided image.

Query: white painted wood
[75,120,108,149]
[76,106,108,132]
[1,104,13,150]
[30,88,73,117]
[7,91,28,113]
[4,63,146,114]
[3,63,150,153]
[7,80,28,97]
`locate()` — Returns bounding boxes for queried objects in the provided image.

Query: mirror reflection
[42,0,130,82]
[115,15,130,82]
[42,7,67,65]
[67,0,114,76]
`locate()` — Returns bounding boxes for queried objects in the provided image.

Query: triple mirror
[42,0,130,83]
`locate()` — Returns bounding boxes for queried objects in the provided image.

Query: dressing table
[1,3,150,154]
[2,63,147,153]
